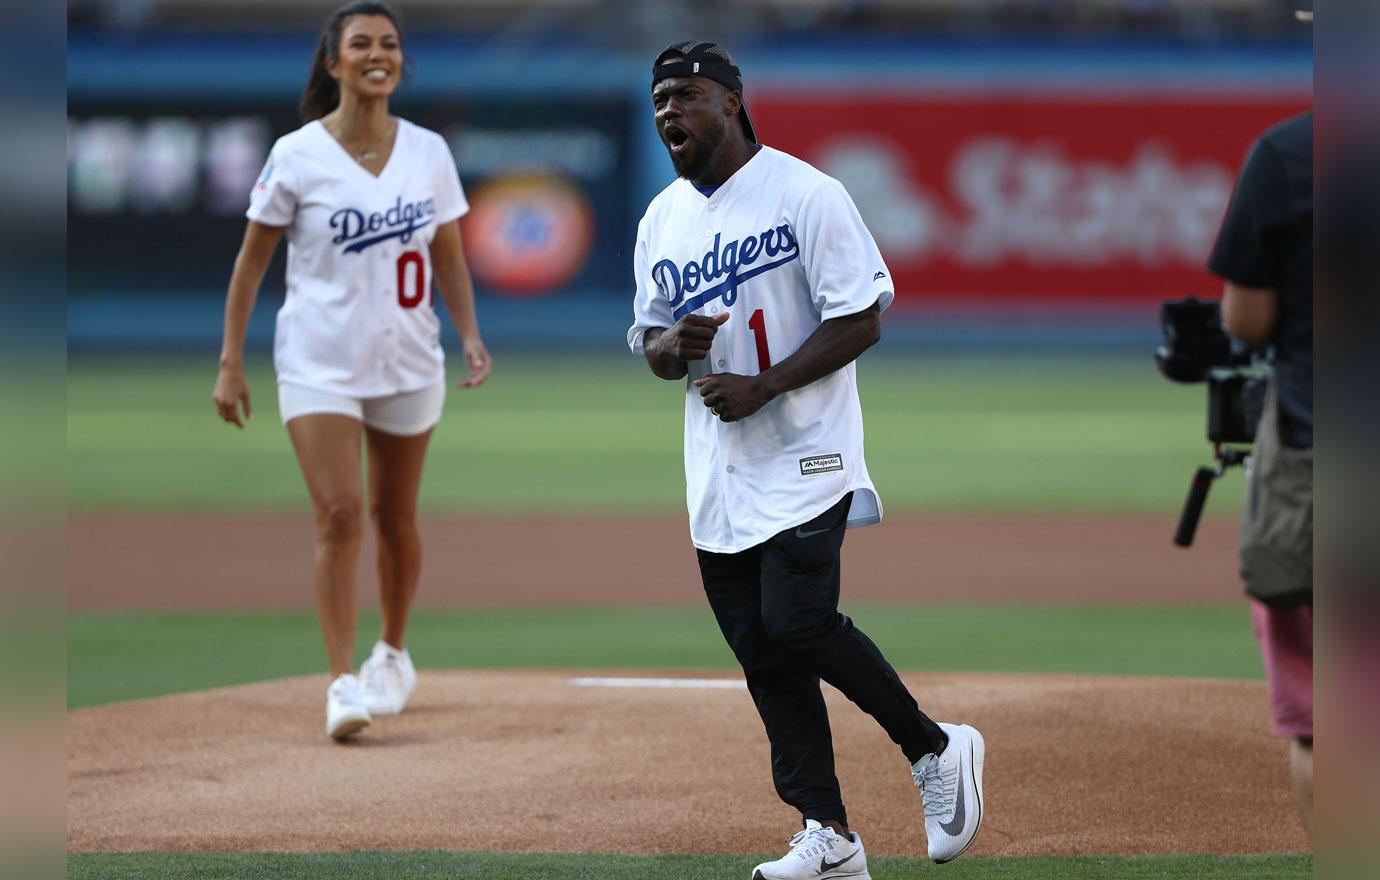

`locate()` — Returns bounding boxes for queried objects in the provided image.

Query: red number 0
[748,308,771,371]
[396,251,425,309]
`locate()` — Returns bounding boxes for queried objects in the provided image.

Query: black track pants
[696,493,947,825]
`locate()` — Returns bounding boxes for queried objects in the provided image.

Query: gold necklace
[344,120,395,164]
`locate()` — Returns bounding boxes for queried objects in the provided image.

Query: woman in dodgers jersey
[213,1,490,741]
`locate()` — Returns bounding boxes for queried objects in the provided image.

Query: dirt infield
[68,669,1306,856]
[70,513,1301,858]
[68,513,1242,609]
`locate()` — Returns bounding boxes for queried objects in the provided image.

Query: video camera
[1155,297,1269,547]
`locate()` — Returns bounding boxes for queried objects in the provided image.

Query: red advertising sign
[750,93,1310,305]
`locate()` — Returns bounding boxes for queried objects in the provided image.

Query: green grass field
[67,603,1262,708]
[68,354,1284,879]
[68,851,1311,879]
[67,353,1243,515]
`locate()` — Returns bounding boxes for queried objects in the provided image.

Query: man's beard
[669,116,726,181]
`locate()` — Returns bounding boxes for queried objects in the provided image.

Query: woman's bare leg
[365,425,433,649]
[287,414,365,677]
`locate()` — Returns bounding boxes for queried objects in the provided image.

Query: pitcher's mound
[69,670,1306,856]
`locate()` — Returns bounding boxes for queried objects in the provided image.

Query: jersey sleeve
[1207,136,1287,288]
[627,216,672,354]
[245,141,298,227]
[795,177,895,320]
[432,135,469,225]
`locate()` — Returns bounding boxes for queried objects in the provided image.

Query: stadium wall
[67,35,1311,351]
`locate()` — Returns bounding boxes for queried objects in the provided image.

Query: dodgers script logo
[331,196,436,254]
[654,224,800,319]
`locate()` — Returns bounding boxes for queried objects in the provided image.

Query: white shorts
[278,380,446,436]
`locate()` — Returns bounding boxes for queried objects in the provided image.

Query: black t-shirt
[1208,111,1313,449]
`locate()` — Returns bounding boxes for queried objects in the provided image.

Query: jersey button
[717,359,726,367]
[708,205,718,212]
[725,465,735,474]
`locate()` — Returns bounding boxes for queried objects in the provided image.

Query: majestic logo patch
[799,454,843,476]
[873,270,886,281]
[653,224,801,320]
[331,196,436,254]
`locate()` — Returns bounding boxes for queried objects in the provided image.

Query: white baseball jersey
[628,146,894,554]
[247,118,467,397]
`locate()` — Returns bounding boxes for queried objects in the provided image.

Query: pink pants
[1251,601,1313,740]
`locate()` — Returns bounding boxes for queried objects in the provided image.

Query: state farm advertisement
[749,94,1310,305]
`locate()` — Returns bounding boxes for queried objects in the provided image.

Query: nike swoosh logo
[939,758,967,836]
[796,525,830,539]
[820,850,857,872]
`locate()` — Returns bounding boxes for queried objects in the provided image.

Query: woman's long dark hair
[298,1,405,122]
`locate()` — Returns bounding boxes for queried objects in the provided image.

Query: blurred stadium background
[66,0,1312,512]
[68,3,1312,876]
[69,0,1311,354]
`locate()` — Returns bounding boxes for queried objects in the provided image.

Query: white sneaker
[912,722,985,863]
[359,640,417,716]
[325,673,371,740]
[750,819,870,880]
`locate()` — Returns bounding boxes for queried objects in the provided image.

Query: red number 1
[396,251,425,309]
[748,308,771,371]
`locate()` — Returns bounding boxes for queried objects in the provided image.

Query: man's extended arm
[695,302,881,422]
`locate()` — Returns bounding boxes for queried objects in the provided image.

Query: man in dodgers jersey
[627,42,986,879]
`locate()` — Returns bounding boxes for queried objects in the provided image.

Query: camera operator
[1207,108,1313,837]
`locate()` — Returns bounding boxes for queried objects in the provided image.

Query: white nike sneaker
[912,722,985,863]
[359,640,416,716]
[325,673,371,740]
[750,819,870,880]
